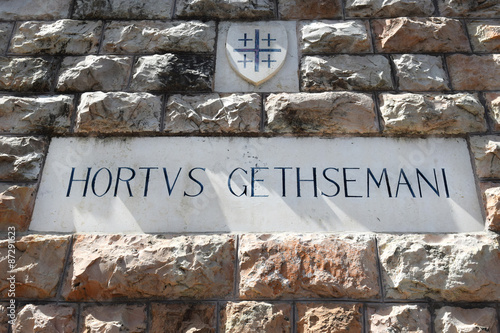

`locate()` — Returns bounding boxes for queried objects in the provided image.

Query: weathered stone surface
[76,92,161,133]
[81,304,146,333]
[368,305,431,333]
[10,20,102,55]
[0,23,13,54]
[56,55,132,92]
[130,54,213,92]
[297,303,362,333]
[483,185,500,232]
[0,184,36,232]
[300,20,371,54]
[151,303,216,333]
[0,57,55,92]
[393,54,449,91]
[0,0,71,20]
[165,93,260,134]
[221,302,291,333]
[102,21,215,54]
[175,0,274,19]
[380,93,486,134]
[438,0,500,17]
[471,136,500,179]
[239,234,380,299]
[468,21,500,52]
[12,304,77,333]
[279,0,342,19]
[373,18,470,53]
[73,0,174,19]
[346,0,434,17]
[0,95,73,134]
[0,304,7,333]
[62,234,235,300]
[265,92,377,135]
[486,93,500,131]
[301,55,393,91]
[435,306,498,333]
[0,136,46,181]
[378,234,500,301]
[447,55,500,90]
[0,235,70,298]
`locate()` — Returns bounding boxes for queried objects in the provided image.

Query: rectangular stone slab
[30,137,484,233]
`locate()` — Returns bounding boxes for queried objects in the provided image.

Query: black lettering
[228,167,248,197]
[163,167,182,195]
[396,169,416,198]
[367,168,392,198]
[139,167,158,197]
[321,168,340,197]
[297,167,318,197]
[184,167,205,197]
[274,167,292,197]
[91,168,112,197]
[416,168,439,197]
[114,167,136,197]
[343,168,362,198]
[66,167,91,197]
[442,168,450,198]
[251,167,269,197]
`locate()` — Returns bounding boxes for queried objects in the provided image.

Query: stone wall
[0,0,499,331]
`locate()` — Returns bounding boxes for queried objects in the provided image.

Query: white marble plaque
[31,137,484,233]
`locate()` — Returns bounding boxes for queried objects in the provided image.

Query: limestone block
[151,303,216,332]
[380,93,486,134]
[438,0,500,17]
[346,0,435,17]
[102,21,216,54]
[373,18,470,53]
[486,93,500,131]
[393,54,449,91]
[0,57,55,92]
[10,20,102,55]
[164,93,261,134]
[0,235,70,298]
[130,54,213,92]
[76,92,161,133]
[368,305,431,332]
[299,20,371,54]
[484,185,500,232]
[81,304,146,333]
[239,234,380,299]
[0,23,13,54]
[0,0,71,20]
[471,136,500,179]
[296,303,362,333]
[434,306,498,333]
[0,184,36,232]
[301,55,392,91]
[378,234,500,301]
[12,304,77,333]
[73,0,174,19]
[0,95,73,134]
[278,0,342,19]
[0,136,46,181]
[62,234,235,300]
[56,55,132,92]
[175,0,274,19]
[468,21,500,52]
[0,304,7,333]
[221,302,291,333]
[447,55,500,90]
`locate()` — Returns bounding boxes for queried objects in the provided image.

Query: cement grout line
[159,93,168,132]
[4,21,17,56]
[96,20,107,55]
[55,234,74,301]
[233,235,240,299]
[373,235,386,302]
[291,300,297,333]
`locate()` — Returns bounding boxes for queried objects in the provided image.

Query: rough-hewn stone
[62,234,235,300]
[56,55,132,92]
[300,20,371,54]
[393,54,449,91]
[165,93,260,134]
[0,235,70,299]
[175,0,274,19]
[221,302,291,333]
[239,234,380,299]
[373,17,470,53]
[0,23,13,54]
[468,21,500,52]
[368,305,431,333]
[301,55,392,92]
[81,304,146,333]
[151,303,216,333]
[486,93,500,131]
[279,0,342,19]
[0,184,36,232]
[380,93,486,134]
[10,20,102,55]
[434,306,498,333]
[73,0,174,19]
[471,136,500,179]
[0,57,55,92]
[130,54,213,92]
[483,186,500,232]
[297,303,362,333]
[447,55,500,90]
[265,92,377,135]
[76,92,161,133]
[0,0,71,20]
[0,304,8,333]
[438,0,500,17]
[102,21,216,54]
[0,95,73,134]
[0,136,46,181]
[12,304,77,333]
[346,0,435,17]
[378,234,500,301]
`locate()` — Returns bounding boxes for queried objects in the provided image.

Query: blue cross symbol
[234,29,281,72]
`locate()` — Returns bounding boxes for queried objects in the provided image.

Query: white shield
[226,22,288,86]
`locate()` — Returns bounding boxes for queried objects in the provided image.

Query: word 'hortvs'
[65,166,450,199]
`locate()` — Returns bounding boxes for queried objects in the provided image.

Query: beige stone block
[151,303,216,333]
[12,304,76,333]
[220,302,291,333]
[81,304,146,333]
[0,303,8,333]
[468,21,500,52]
[470,135,500,179]
[393,54,449,91]
[435,306,498,333]
[448,55,500,90]
[483,186,500,232]
[0,0,71,20]
[279,0,342,19]
[438,0,500,17]
[297,303,362,333]
[0,57,55,92]
[346,0,435,17]
[0,136,47,181]
[368,305,431,333]
[0,23,13,54]
[486,93,500,131]
[73,0,174,19]
[0,184,36,232]
[175,0,274,19]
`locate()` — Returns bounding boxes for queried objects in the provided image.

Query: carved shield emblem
[226,22,288,86]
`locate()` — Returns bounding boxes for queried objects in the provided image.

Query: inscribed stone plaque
[30,137,484,233]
